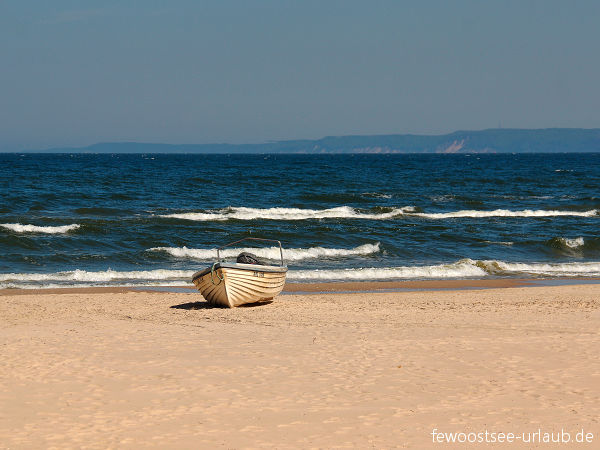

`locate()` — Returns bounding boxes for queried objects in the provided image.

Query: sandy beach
[1,283,599,448]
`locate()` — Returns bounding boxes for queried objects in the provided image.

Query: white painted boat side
[192,265,287,308]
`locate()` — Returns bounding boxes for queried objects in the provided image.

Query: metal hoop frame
[216,237,285,267]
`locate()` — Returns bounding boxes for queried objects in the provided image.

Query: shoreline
[2,276,600,296]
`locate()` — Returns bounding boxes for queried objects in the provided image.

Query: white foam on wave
[361,192,392,199]
[411,209,598,219]
[0,281,191,290]
[290,259,600,281]
[0,223,81,234]
[0,268,193,284]
[149,243,381,261]
[160,206,413,221]
[158,206,598,221]
[289,260,487,281]
[484,240,514,246]
[561,237,585,249]
[4,259,600,289]
[1,262,485,288]
[478,259,600,277]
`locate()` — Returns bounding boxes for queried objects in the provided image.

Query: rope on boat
[210,262,224,285]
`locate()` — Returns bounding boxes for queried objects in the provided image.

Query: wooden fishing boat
[192,238,287,308]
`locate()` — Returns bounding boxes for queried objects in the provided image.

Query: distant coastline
[13,128,600,154]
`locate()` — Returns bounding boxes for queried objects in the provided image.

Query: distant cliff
[36,128,600,153]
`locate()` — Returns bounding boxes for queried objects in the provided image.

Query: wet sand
[3,277,599,297]
[1,283,599,448]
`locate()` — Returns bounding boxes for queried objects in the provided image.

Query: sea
[1,152,599,289]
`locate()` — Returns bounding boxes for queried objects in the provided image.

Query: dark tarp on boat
[236,252,266,265]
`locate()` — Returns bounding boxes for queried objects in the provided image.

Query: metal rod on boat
[216,237,285,266]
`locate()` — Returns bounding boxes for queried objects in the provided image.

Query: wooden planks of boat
[191,238,288,308]
[192,262,287,308]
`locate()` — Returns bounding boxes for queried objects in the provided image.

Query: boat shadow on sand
[170,299,274,310]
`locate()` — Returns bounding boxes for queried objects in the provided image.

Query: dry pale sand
[1,284,599,449]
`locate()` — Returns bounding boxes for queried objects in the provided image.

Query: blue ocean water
[1,152,599,288]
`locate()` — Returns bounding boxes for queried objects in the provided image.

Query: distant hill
[30,128,600,154]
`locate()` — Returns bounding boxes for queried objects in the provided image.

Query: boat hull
[192,263,287,308]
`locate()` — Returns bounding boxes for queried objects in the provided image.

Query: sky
[1,0,599,151]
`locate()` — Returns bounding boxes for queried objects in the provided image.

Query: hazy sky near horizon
[1,0,599,150]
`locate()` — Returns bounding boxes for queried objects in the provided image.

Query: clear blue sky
[1,0,599,150]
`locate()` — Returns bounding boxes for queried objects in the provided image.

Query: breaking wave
[560,237,585,249]
[0,223,81,234]
[545,237,590,253]
[158,206,598,221]
[411,209,598,219]
[476,260,600,277]
[4,258,600,289]
[288,259,486,281]
[159,206,413,221]
[148,242,381,261]
[290,259,600,281]
[0,269,193,289]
